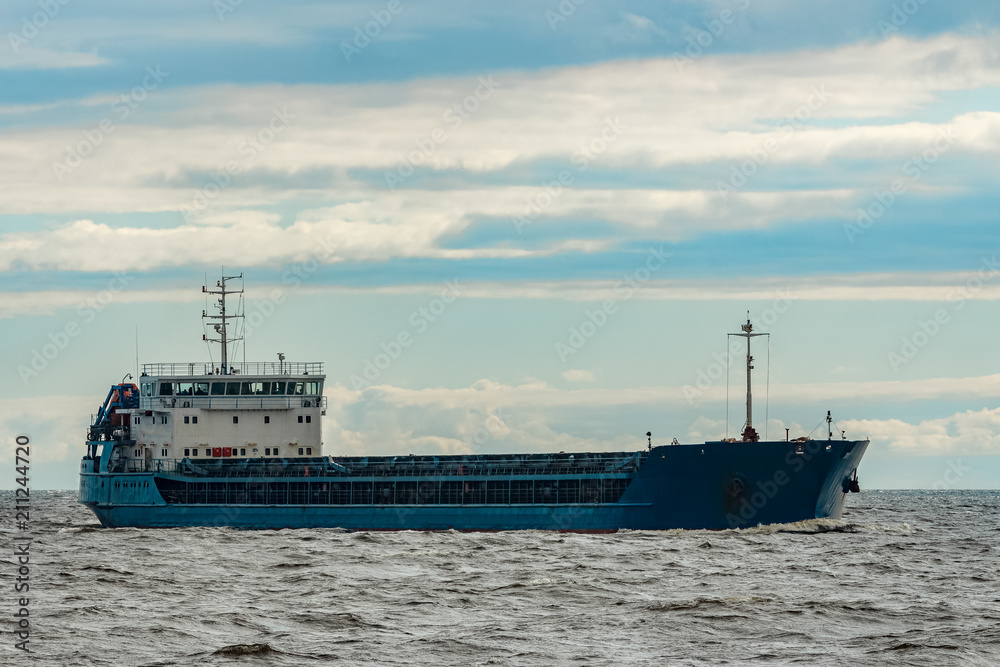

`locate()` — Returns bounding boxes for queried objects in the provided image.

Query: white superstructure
[119,273,326,464]
[126,362,326,462]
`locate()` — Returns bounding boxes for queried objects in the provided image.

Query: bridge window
[177,382,194,396]
[271,381,286,395]
[290,382,304,396]
[241,382,265,396]
[210,382,226,396]
[226,382,240,396]
[141,383,153,397]
[306,381,321,396]
[194,382,209,396]
[159,383,173,396]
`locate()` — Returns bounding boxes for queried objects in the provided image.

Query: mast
[729,313,769,442]
[202,273,244,374]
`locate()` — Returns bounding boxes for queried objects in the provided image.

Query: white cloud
[562,369,595,382]
[5,266,1000,319]
[0,46,108,70]
[843,407,1000,456]
[0,34,995,225]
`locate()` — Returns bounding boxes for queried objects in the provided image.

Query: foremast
[729,314,768,442]
[202,274,244,375]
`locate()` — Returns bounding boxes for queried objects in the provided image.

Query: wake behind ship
[79,275,868,530]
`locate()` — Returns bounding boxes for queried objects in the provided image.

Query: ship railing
[142,362,324,377]
[140,396,328,411]
[113,452,646,477]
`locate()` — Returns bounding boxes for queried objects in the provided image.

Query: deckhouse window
[233,416,239,424]
[306,415,311,424]
[298,448,303,455]
[184,416,190,424]
[192,416,198,424]
[241,382,265,396]
[298,416,303,423]
[264,416,270,424]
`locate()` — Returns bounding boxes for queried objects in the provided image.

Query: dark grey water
[2,490,998,666]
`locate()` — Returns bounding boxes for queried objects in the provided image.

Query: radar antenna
[202,273,244,375]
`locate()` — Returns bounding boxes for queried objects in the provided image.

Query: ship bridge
[126,360,327,463]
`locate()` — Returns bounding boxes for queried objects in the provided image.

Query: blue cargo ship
[78,275,867,530]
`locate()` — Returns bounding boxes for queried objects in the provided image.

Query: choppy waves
[4,489,998,666]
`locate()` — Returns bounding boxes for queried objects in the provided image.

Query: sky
[1,0,999,489]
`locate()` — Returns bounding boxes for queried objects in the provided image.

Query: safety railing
[142,362,323,377]
[139,396,328,411]
[108,452,647,478]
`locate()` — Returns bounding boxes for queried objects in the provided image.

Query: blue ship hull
[79,439,868,531]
